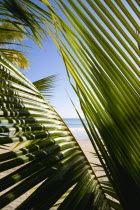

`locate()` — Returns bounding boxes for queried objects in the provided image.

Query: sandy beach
[78,140,95,163]
[78,140,105,178]
[0,140,104,209]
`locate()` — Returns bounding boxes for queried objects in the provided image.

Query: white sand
[78,140,105,178]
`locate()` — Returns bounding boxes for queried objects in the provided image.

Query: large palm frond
[42,0,139,209]
[0,55,110,209]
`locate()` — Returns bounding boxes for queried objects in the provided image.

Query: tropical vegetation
[0,0,139,209]
[0,22,29,68]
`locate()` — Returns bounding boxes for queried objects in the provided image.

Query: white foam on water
[69,127,89,141]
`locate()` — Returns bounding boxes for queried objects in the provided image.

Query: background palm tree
[0,22,29,68]
[0,0,52,68]
[0,0,139,209]
[32,75,57,102]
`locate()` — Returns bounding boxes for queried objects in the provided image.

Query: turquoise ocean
[63,118,89,141]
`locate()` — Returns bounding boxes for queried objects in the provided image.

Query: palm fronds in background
[0,0,51,45]
[33,75,57,101]
[0,22,30,68]
[0,0,52,68]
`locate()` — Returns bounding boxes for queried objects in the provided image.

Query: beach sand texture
[0,140,105,209]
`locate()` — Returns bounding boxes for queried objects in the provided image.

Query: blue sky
[19,0,86,119]
[21,36,84,118]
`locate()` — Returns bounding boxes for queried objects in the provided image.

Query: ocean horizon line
[62,117,85,119]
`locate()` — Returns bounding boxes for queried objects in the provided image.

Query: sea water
[63,118,89,141]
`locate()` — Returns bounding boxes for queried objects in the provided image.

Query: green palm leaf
[0,0,53,68]
[0,22,30,68]
[0,22,25,42]
[0,55,109,209]
[44,0,139,209]
[0,0,51,46]
[33,75,57,101]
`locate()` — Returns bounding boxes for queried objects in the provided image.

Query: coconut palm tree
[0,0,139,209]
